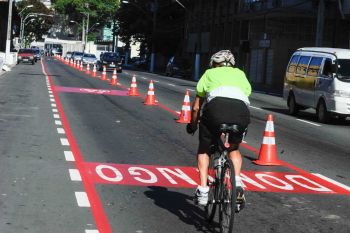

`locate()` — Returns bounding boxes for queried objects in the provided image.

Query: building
[184,0,350,94]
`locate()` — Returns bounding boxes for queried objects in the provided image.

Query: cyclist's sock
[235,176,243,187]
[198,185,209,193]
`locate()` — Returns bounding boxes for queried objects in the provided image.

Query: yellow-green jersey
[196,67,252,104]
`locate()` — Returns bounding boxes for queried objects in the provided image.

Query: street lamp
[22,13,53,48]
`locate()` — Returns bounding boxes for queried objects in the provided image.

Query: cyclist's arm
[191,95,205,127]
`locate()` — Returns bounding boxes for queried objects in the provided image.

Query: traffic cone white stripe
[184,95,190,102]
[262,137,275,145]
[265,121,274,132]
[131,83,137,87]
[148,91,154,95]
[182,105,191,111]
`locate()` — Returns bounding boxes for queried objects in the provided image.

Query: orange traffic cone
[101,66,107,80]
[253,114,283,166]
[92,64,97,78]
[69,59,73,67]
[144,80,157,105]
[128,75,139,96]
[80,61,84,71]
[86,63,90,75]
[110,69,118,86]
[177,90,191,123]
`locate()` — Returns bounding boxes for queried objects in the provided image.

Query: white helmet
[209,50,235,68]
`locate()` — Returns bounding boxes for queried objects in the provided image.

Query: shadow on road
[19,72,62,77]
[144,186,220,233]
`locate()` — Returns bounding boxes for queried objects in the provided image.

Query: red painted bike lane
[43,57,350,233]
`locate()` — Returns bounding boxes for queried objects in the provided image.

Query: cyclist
[186,50,251,211]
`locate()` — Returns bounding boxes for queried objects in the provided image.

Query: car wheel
[316,99,331,123]
[17,61,20,64]
[287,93,299,115]
[32,61,35,65]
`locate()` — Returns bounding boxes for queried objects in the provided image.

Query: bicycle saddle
[219,124,246,134]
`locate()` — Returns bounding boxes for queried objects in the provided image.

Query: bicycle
[205,123,246,233]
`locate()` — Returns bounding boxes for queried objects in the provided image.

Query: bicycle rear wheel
[205,153,219,222]
[219,159,236,233]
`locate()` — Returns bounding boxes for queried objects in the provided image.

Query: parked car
[72,51,84,61]
[97,52,122,72]
[165,56,191,78]
[17,49,36,65]
[283,47,350,123]
[82,53,97,65]
[33,49,42,61]
[65,51,72,59]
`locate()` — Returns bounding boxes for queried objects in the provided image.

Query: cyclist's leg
[198,153,210,187]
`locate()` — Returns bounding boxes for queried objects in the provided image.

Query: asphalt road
[0,57,349,233]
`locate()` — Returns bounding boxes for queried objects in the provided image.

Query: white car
[82,53,97,64]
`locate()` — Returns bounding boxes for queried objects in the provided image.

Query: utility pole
[149,0,158,73]
[315,0,325,46]
[194,0,202,81]
[82,18,85,51]
[5,0,13,64]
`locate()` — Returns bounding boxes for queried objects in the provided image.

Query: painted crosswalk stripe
[64,151,75,161]
[69,169,82,181]
[60,138,69,146]
[75,192,90,207]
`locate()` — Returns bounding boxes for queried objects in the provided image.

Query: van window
[296,56,311,75]
[322,58,332,77]
[337,59,350,79]
[307,57,323,76]
[287,55,299,73]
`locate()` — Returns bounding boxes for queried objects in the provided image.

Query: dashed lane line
[57,128,65,134]
[53,114,60,119]
[60,138,70,146]
[69,169,82,181]
[75,192,91,207]
[51,103,57,107]
[296,119,321,127]
[55,120,62,125]
[64,151,75,161]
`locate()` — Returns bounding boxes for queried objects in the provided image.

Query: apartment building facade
[184,0,350,93]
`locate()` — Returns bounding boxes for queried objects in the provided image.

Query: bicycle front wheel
[219,159,236,233]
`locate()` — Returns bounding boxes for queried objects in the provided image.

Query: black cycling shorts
[198,97,250,154]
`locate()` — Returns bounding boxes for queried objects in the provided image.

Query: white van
[283,47,350,123]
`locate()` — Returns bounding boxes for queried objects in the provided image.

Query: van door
[295,56,311,105]
[305,57,323,108]
[315,58,334,107]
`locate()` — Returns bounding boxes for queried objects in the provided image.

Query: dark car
[97,52,122,72]
[165,56,191,78]
[17,49,36,65]
[33,49,42,61]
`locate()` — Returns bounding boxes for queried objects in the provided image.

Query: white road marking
[53,114,60,119]
[313,173,350,191]
[69,169,82,181]
[51,103,57,107]
[55,120,62,125]
[52,109,58,112]
[0,113,32,117]
[64,151,75,161]
[296,119,321,126]
[85,230,99,233]
[249,106,262,110]
[49,94,53,97]
[50,98,55,102]
[48,91,53,94]
[60,138,70,146]
[154,80,159,83]
[142,77,147,80]
[75,192,90,207]
[168,83,176,87]
[57,128,65,134]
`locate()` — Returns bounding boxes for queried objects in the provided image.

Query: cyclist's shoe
[194,186,209,206]
[235,186,246,213]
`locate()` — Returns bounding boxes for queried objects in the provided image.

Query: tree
[17,0,54,45]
